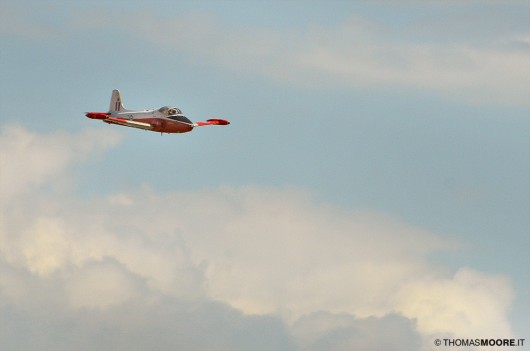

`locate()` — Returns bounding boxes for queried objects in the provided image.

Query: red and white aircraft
[86,90,229,134]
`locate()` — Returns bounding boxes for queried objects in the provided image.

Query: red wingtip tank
[196,119,230,126]
[85,112,109,120]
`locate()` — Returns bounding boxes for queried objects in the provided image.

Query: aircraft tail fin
[109,89,127,113]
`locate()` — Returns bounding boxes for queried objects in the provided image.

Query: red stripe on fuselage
[135,118,194,133]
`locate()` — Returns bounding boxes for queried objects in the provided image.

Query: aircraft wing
[104,117,153,130]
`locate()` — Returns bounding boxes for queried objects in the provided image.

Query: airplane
[85,89,229,134]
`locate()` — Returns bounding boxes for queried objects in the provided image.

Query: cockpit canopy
[158,106,183,116]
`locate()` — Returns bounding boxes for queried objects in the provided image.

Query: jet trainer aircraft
[86,90,229,134]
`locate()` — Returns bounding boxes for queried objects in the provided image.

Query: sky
[0,0,529,350]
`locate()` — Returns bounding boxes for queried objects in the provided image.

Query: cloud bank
[0,126,516,350]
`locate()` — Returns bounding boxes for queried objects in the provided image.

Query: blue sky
[1,1,529,350]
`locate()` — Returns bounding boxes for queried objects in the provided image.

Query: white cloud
[0,125,121,202]
[395,268,514,338]
[169,187,445,319]
[0,126,518,350]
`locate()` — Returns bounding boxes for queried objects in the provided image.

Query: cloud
[170,187,445,319]
[102,11,530,106]
[298,30,529,106]
[3,3,528,106]
[291,312,421,351]
[2,2,529,106]
[0,125,121,202]
[0,284,297,351]
[395,268,514,338]
[0,126,517,350]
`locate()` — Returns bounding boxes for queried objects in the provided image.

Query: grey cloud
[292,312,421,351]
[0,293,297,351]
[0,254,295,351]
[0,249,422,351]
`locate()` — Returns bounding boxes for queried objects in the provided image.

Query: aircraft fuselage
[118,109,193,133]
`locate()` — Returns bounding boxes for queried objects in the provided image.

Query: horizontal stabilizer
[195,119,230,127]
